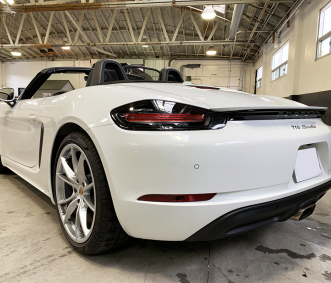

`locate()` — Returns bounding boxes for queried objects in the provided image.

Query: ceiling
[0,0,300,62]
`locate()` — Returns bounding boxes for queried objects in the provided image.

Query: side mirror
[0,88,16,107]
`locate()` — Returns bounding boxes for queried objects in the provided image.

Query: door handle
[28,114,37,122]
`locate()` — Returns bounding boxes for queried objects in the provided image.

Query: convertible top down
[0,59,330,254]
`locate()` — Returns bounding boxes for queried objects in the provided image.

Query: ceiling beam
[137,7,151,42]
[189,13,204,42]
[0,40,258,49]
[1,15,13,45]
[157,8,170,42]
[172,10,185,42]
[30,13,42,44]
[123,9,136,42]
[91,11,104,43]
[44,11,55,44]
[15,14,26,45]
[6,1,295,13]
[243,0,271,60]
[105,9,117,43]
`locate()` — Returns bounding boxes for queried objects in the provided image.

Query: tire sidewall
[53,133,103,251]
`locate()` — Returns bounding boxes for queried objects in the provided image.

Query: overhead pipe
[252,0,306,61]
[228,4,246,40]
[0,40,254,49]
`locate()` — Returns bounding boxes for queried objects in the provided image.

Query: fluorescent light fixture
[0,0,14,5]
[142,45,149,48]
[202,5,216,20]
[11,48,21,56]
[206,46,217,55]
[61,46,71,50]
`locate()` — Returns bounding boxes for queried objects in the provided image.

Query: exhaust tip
[291,204,316,221]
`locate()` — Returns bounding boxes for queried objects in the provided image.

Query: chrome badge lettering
[291,125,316,130]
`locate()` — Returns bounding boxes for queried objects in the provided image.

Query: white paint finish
[91,121,331,240]
[255,0,331,97]
[0,99,46,167]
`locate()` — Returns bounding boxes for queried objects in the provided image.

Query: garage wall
[171,59,255,93]
[0,64,4,88]
[145,59,169,71]
[255,0,331,97]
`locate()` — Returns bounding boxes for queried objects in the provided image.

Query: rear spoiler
[212,106,327,112]
[210,107,327,121]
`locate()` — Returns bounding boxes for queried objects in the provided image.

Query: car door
[0,98,46,168]
[0,66,92,168]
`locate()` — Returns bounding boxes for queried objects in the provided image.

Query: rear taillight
[111,100,226,131]
[137,193,216,202]
[123,113,205,123]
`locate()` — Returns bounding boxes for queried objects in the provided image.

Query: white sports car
[0,59,330,254]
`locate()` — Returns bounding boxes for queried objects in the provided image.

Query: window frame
[316,1,331,60]
[256,65,263,89]
[271,41,289,82]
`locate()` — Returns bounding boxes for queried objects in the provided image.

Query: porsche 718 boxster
[0,59,330,254]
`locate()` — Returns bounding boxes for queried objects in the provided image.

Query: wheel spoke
[58,192,77,205]
[56,173,76,187]
[61,157,77,185]
[63,198,79,223]
[71,145,79,174]
[83,182,94,193]
[79,203,89,237]
[76,154,86,184]
[83,196,95,212]
[75,202,82,239]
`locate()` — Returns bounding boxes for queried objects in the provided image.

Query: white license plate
[294,148,321,183]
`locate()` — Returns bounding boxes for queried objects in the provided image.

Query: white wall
[0,64,4,88]
[171,59,254,93]
[255,0,331,97]
[145,59,169,70]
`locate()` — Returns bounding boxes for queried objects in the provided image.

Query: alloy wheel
[55,144,96,243]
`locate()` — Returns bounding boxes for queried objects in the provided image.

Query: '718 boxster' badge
[291,125,316,130]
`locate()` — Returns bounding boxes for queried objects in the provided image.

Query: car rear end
[88,85,331,241]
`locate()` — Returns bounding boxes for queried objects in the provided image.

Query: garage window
[271,41,289,81]
[317,1,331,58]
[256,66,262,89]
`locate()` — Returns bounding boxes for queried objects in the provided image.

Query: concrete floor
[0,171,331,283]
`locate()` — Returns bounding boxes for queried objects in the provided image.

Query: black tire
[53,132,131,254]
[0,157,7,173]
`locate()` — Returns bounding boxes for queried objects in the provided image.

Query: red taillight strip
[123,113,204,123]
[137,193,216,202]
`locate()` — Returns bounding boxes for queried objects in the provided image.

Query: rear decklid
[109,82,326,112]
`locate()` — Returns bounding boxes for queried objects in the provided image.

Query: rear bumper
[88,120,331,241]
[186,179,331,241]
